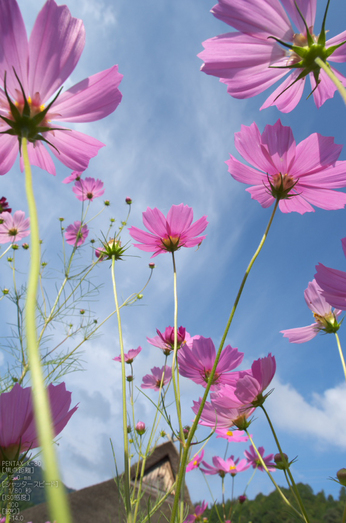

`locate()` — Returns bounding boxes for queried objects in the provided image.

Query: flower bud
[238,495,246,504]
[59,217,64,222]
[126,375,134,382]
[126,197,132,205]
[135,421,146,436]
[22,243,29,250]
[80,309,85,315]
[127,425,132,434]
[11,244,18,250]
[104,200,110,206]
[337,468,346,486]
[149,263,155,269]
[2,289,9,295]
[274,453,289,470]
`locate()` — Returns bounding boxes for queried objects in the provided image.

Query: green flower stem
[169,200,279,523]
[315,57,346,106]
[260,405,310,523]
[342,500,346,523]
[201,472,223,523]
[111,255,132,523]
[22,137,71,523]
[247,433,305,521]
[335,332,346,381]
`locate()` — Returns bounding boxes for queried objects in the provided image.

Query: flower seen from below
[192,397,254,430]
[141,366,172,390]
[129,204,208,258]
[215,427,248,442]
[0,382,77,462]
[178,336,243,390]
[113,347,142,364]
[184,502,208,523]
[315,237,346,311]
[72,177,105,202]
[281,279,342,343]
[244,445,276,472]
[64,221,89,247]
[199,0,346,112]
[0,211,30,244]
[227,119,346,214]
[0,0,123,176]
[200,455,250,477]
[186,450,205,472]
[147,326,191,355]
[95,238,127,261]
[0,197,11,214]
[62,171,83,184]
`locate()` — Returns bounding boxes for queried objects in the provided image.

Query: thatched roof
[20,441,194,523]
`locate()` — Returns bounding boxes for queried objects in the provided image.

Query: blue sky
[2,0,346,509]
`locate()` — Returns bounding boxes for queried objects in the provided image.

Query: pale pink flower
[186,450,205,472]
[184,502,208,523]
[0,210,30,243]
[65,221,89,247]
[192,397,254,430]
[62,171,83,184]
[315,238,346,310]
[0,383,77,460]
[129,204,208,258]
[215,427,248,442]
[201,455,250,477]
[227,119,346,214]
[147,326,192,355]
[141,366,172,390]
[244,445,276,472]
[113,347,142,364]
[199,0,346,112]
[178,336,243,390]
[281,279,342,343]
[0,0,122,175]
[72,177,105,202]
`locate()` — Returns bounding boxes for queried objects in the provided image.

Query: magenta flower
[62,171,83,184]
[227,119,346,214]
[199,0,346,112]
[141,366,172,390]
[0,0,122,176]
[65,221,89,247]
[184,502,208,523]
[215,427,249,443]
[0,197,11,214]
[281,279,342,343]
[315,238,346,310]
[0,211,30,244]
[72,177,105,202]
[129,204,208,258]
[201,455,250,477]
[186,450,205,472]
[192,397,254,430]
[244,445,276,472]
[147,326,192,355]
[0,382,77,461]
[178,336,243,390]
[113,347,142,364]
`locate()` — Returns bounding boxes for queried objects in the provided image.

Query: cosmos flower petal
[234,122,275,174]
[305,279,331,316]
[280,0,316,34]
[311,67,346,109]
[167,204,193,236]
[281,324,319,343]
[47,128,105,171]
[261,119,296,174]
[142,208,168,237]
[246,186,276,208]
[52,66,123,123]
[0,0,29,99]
[298,187,346,210]
[290,134,343,178]
[28,0,85,102]
[260,70,306,113]
[20,141,57,176]
[326,31,346,63]
[251,354,276,392]
[0,135,20,176]
[315,263,346,310]
[226,156,265,185]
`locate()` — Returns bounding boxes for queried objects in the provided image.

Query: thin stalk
[342,500,346,523]
[335,332,346,381]
[169,200,279,523]
[111,255,132,523]
[261,405,311,523]
[315,57,346,106]
[23,137,72,523]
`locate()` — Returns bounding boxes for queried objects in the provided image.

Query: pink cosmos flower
[0,382,77,460]
[244,445,276,472]
[62,171,83,184]
[184,502,208,523]
[0,0,122,176]
[141,366,172,390]
[0,210,30,243]
[201,455,250,477]
[199,0,346,112]
[178,336,243,390]
[147,326,192,355]
[72,177,105,202]
[281,279,342,343]
[0,197,11,213]
[211,354,276,410]
[227,119,346,214]
[129,204,208,258]
[186,450,205,472]
[215,427,248,442]
[315,238,346,310]
[113,347,142,364]
[64,221,89,247]
[192,397,254,430]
